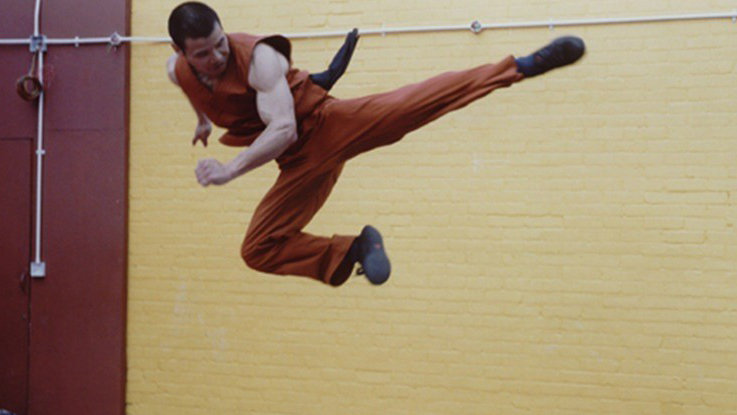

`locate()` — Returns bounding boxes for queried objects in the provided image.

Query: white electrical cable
[34,51,44,265]
[33,0,41,37]
[30,0,46,277]
[0,39,32,45]
[0,10,735,46]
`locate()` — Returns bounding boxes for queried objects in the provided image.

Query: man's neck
[189,63,216,90]
[197,71,215,89]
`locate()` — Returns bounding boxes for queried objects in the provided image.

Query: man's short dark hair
[168,2,222,51]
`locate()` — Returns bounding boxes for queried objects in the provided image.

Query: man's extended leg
[304,55,524,166]
[305,37,583,165]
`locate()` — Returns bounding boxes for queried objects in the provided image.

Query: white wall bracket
[29,35,47,53]
[30,261,46,278]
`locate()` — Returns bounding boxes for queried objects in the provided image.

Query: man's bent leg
[241,164,356,286]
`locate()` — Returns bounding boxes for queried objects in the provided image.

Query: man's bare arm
[166,53,180,85]
[167,53,213,146]
[228,43,297,176]
[195,43,297,186]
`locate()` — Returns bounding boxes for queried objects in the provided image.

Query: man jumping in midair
[166,2,585,286]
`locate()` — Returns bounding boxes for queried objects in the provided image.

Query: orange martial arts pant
[241,56,524,286]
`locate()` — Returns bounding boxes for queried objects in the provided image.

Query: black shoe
[515,36,585,78]
[309,28,360,91]
[355,225,391,285]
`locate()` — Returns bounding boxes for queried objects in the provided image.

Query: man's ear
[171,42,182,54]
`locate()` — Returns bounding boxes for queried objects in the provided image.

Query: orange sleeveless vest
[175,33,328,147]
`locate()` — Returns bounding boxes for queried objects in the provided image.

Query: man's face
[182,22,230,78]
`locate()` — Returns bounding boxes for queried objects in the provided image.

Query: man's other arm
[166,53,213,147]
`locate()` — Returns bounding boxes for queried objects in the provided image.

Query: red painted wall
[0,1,129,414]
[0,139,33,415]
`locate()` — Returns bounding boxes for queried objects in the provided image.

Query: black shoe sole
[540,36,586,71]
[358,225,391,285]
[554,36,586,64]
[522,36,586,77]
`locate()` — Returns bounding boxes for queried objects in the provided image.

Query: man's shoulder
[227,33,274,63]
[228,32,292,63]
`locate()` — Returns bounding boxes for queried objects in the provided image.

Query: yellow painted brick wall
[128,1,737,414]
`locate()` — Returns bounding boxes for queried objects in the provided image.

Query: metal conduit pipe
[30,0,46,278]
[33,0,41,36]
[0,10,735,47]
